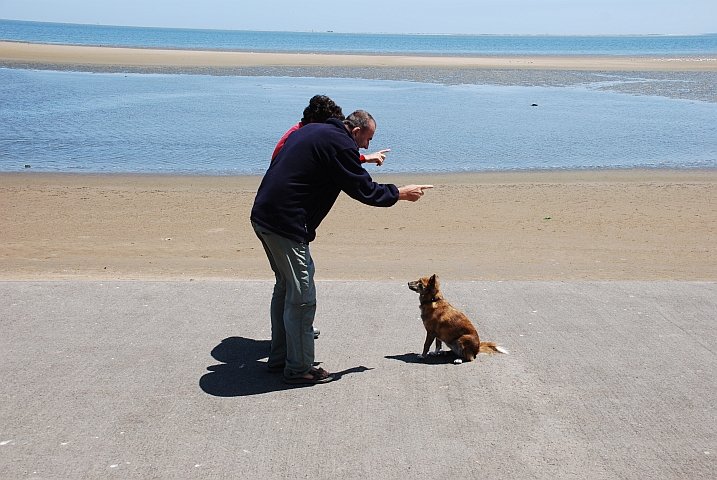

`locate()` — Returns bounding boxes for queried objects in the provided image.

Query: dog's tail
[479,341,508,355]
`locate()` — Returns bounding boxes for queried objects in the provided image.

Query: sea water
[1,20,716,175]
[2,68,716,174]
[2,19,717,56]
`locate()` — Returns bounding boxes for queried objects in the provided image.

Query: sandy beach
[2,41,717,71]
[1,170,715,281]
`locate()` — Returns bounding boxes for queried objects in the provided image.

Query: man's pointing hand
[398,185,434,202]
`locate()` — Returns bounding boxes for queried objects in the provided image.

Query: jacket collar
[326,118,356,144]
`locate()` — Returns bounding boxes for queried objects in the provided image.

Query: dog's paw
[428,350,440,356]
[453,358,463,365]
[417,354,425,359]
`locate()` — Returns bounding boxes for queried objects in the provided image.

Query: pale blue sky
[1,0,715,35]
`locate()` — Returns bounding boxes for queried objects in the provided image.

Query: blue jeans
[252,221,317,377]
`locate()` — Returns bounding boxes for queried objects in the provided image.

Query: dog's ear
[429,274,437,285]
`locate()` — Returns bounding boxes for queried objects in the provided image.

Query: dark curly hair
[301,95,345,125]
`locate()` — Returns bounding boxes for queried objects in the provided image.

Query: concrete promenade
[1,280,715,478]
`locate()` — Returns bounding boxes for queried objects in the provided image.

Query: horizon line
[2,18,716,37]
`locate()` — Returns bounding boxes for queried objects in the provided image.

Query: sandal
[283,367,334,384]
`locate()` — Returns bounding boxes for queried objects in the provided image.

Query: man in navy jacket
[251,110,432,384]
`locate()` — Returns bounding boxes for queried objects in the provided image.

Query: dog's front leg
[418,333,436,359]
[429,338,443,356]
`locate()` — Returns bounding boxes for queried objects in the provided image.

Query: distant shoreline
[4,38,717,59]
[2,41,716,72]
[4,167,717,181]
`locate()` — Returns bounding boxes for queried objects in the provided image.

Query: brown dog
[408,274,507,364]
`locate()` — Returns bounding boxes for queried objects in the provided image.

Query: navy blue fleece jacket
[250,118,399,244]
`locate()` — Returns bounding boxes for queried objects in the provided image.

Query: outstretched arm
[398,185,434,202]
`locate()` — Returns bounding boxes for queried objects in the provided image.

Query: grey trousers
[252,221,317,377]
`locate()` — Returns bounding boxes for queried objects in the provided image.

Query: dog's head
[408,274,440,297]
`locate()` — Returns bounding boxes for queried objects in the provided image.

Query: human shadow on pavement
[200,336,372,397]
[385,351,460,365]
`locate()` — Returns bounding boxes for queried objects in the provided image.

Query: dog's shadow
[199,336,371,397]
[385,351,460,365]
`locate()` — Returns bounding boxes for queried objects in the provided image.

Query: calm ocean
[1,20,716,175]
[2,19,717,56]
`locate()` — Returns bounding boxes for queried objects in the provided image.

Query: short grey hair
[343,110,375,130]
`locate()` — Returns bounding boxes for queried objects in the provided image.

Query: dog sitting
[408,274,507,364]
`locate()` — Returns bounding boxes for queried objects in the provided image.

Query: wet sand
[4,41,716,103]
[2,41,716,72]
[1,170,715,281]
